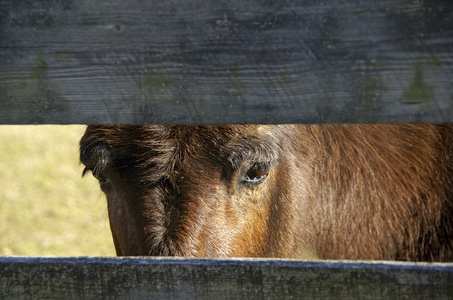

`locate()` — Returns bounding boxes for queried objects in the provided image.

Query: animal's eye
[83,167,109,184]
[96,175,109,185]
[242,162,270,186]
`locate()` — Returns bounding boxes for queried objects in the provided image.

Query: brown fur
[80,124,453,261]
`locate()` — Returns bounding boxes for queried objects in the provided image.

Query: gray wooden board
[0,0,452,124]
[0,257,452,299]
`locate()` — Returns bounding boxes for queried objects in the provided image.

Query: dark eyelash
[82,167,91,177]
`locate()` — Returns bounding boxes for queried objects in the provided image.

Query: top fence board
[1,257,453,299]
[0,0,452,124]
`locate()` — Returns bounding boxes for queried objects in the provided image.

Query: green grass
[0,125,115,256]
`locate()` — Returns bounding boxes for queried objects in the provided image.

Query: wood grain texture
[0,0,452,124]
[0,257,452,299]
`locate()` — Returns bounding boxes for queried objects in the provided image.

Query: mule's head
[80,125,309,257]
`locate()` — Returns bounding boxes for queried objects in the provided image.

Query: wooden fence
[1,257,453,299]
[1,0,453,298]
[1,0,452,124]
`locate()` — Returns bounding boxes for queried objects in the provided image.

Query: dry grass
[0,125,115,256]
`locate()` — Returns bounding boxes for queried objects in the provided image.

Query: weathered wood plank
[0,0,452,124]
[0,257,452,299]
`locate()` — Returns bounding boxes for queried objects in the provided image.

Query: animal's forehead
[82,124,284,157]
[81,125,286,184]
[84,125,257,145]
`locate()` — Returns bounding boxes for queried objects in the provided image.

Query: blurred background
[0,125,115,256]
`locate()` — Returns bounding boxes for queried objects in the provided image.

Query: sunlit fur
[80,124,453,261]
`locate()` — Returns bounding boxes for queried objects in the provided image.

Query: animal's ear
[80,143,111,178]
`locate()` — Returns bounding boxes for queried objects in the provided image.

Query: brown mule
[80,124,453,261]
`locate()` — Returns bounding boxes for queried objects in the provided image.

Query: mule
[80,124,453,261]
